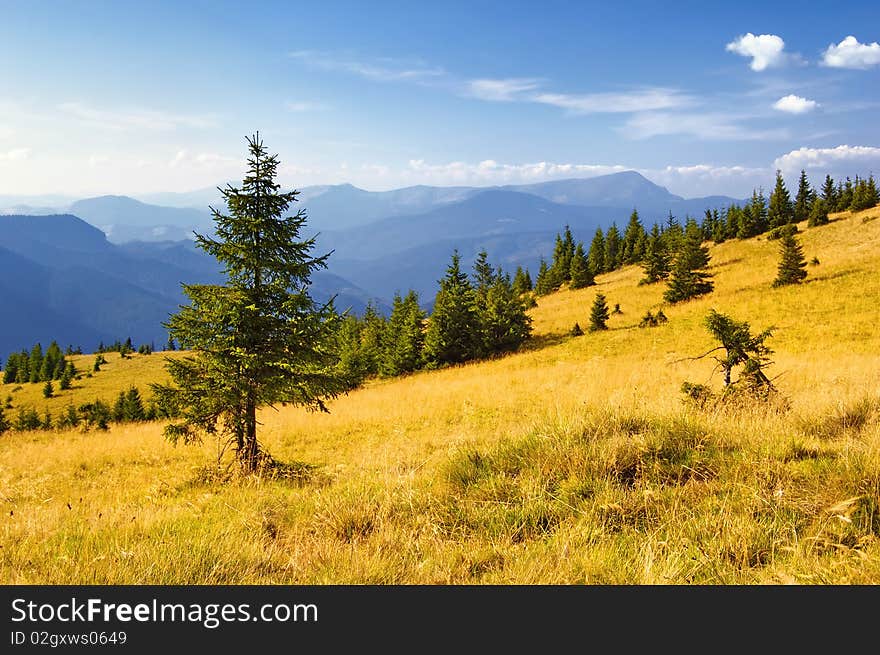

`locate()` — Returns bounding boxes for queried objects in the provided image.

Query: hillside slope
[1,206,878,585]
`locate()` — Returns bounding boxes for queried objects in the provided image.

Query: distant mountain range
[0,171,746,359]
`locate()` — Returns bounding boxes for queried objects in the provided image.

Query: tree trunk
[240,396,259,473]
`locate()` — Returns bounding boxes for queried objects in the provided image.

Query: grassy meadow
[1,207,879,584]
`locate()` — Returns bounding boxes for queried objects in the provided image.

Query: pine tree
[604,223,621,271]
[837,177,853,212]
[807,197,829,227]
[550,225,576,285]
[0,406,9,435]
[867,175,880,208]
[568,242,594,289]
[622,210,646,264]
[152,134,349,473]
[664,218,714,303]
[512,266,533,295]
[534,258,554,296]
[42,380,53,398]
[768,170,794,229]
[480,271,532,354]
[59,364,73,390]
[424,250,482,366]
[793,169,814,223]
[124,386,146,421]
[588,292,610,332]
[380,290,426,376]
[29,343,43,383]
[588,228,606,275]
[662,212,684,252]
[472,249,495,300]
[821,174,837,209]
[772,228,808,287]
[640,223,670,284]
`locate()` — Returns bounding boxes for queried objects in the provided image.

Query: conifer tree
[549,226,576,286]
[807,197,829,227]
[793,169,814,223]
[534,258,554,296]
[772,228,808,287]
[152,134,349,473]
[837,177,853,212]
[424,250,482,366]
[768,170,794,229]
[622,210,646,264]
[588,292,610,332]
[588,228,606,275]
[512,266,533,295]
[480,271,532,354]
[821,174,837,209]
[42,380,53,398]
[472,249,495,300]
[604,223,621,271]
[662,212,684,252]
[0,406,9,435]
[664,218,714,303]
[380,290,426,376]
[29,343,43,383]
[640,223,670,284]
[569,242,594,289]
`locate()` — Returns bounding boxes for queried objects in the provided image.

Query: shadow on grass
[518,332,570,353]
[184,454,331,489]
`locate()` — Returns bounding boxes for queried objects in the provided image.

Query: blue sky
[1,0,879,198]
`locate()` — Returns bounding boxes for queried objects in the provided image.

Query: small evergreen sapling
[773,228,808,287]
[588,293,610,332]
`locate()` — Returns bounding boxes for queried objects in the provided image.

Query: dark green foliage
[14,407,41,431]
[639,309,668,328]
[662,212,684,252]
[793,169,815,223]
[768,170,794,229]
[850,175,879,211]
[568,242,594,289]
[663,218,714,304]
[424,250,482,366]
[152,134,349,473]
[380,290,426,376]
[42,381,53,398]
[40,411,52,430]
[621,210,646,265]
[807,197,829,227]
[772,228,808,287]
[93,354,106,372]
[701,309,775,393]
[587,228,605,275]
[512,266,532,295]
[533,258,554,296]
[78,400,111,431]
[821,174,837,209]
[0,407,9,434]
[588,292,610,332]
[640,223,670,284]
[28,343,43,383]
[472,249,495,299]
[165,337,177,351]
[549,226,576,287]
[113,386,146,422]
[767,223,798,240]
[480,271,532,355]
[569,322,583,336]
[58,405,80,429]
[604,223,621,271]
[836,177,853,212]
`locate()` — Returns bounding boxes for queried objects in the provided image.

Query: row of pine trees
[2,341,77,387]
[336,249,532,386]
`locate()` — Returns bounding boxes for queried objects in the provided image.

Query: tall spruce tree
[550,226,576,286]
[604,223,622,271]
[534,258,554,296]
[622,210,646,264]
[772,227,808,287]
[640,223,670,284]
[588,292,610,332]
[793,169,814,224]
[807,197,829,227]
[424,250,482,366]
[821,174,837,210]
[768,170,794,229]
[380,290,426,376]
[588,228,606,275]
[568,242,594,289]
[152,134,349,473]
[512,266,533,295]
[480,271,532,354]
[664,218,714,303]
[472,249,495,300]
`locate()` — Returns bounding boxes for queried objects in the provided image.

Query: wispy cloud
[621,112,790,141]
[773,94,818,114]
[725,33,801,71]
[288,50,446,83]
[58,102,218,131]
[466,78,542,101]
[821,36,880,69]
[169,150,238,169]
[0,147,31,162]
[532,88,693,114]
[406,158,628,185]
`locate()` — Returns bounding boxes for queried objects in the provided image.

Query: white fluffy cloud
[774,145,880,173]
[821,36,880,69]
[726,33,788,71]
[467,78,541,101]
[772,95,818,114]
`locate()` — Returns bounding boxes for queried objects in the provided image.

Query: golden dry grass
[1,206,879,584]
